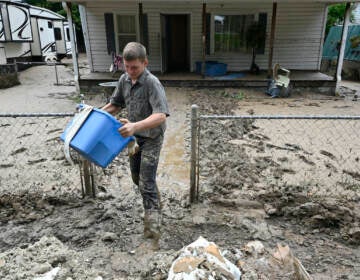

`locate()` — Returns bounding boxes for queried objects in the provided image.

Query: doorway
[160,14,190,73]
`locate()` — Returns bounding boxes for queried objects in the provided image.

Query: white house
[50,0,360,77]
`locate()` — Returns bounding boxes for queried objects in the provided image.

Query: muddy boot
[144,209,161,250]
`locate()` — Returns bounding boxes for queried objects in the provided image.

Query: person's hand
[119,118,136,137]
[127,139,139,156]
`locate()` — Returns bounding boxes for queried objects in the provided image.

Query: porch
[79,70,336,95]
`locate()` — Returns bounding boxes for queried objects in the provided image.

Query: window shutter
[104,13,115,55]
[206,13,211,55]
[142,14,149,55]
[257,13,267,54]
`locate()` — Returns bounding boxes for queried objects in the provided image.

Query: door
[53,20,66,55]
[38,18,56,57]
[160,14,190,73]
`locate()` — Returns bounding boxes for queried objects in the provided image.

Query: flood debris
[167,236,241,280]
[271,244,312,280]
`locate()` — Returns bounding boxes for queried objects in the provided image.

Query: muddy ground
[0,61,359,279]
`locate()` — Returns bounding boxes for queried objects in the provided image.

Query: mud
[0,62,360,279]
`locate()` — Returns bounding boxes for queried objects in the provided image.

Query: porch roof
[50,0,360,3]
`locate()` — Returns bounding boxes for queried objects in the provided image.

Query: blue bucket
[60,108,134,168]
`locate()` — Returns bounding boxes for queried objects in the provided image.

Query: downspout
[335,2,351,84]
[62,1,80,93]
[267,2,277,78]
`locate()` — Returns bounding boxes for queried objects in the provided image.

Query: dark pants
[129,135,163,210]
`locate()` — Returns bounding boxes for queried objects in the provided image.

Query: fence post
[190,104,199,203]
[14,59,18,74]
[54,63,59,85]
[81,159,96,198]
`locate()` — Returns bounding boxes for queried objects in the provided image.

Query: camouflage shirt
[110,68,169,139]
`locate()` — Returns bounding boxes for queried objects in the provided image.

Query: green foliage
[326,4,354,36]
[350,35,360,49]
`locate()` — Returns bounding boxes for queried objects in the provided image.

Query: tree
[326,4,354,36]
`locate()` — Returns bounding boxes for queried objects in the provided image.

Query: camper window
[48,21,53,29]
[65,28,70,41]
[54,27,62,40]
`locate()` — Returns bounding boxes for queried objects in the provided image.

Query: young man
[102,42,169,246]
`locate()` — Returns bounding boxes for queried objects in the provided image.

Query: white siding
[83,2,138,72]
[273,3,326,70]
[353,4,360,24]
[83,1,327,72]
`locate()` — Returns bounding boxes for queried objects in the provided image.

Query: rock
[264,204,277,215]
[167,236,241,280]
[33,267,60,280]
[192,215,207,225]
[348,227,360,242]
[241,270,259,280]
[244,241,265,255]
[240,218,272,241]
[101,232,118,242]
[33,262,52,274]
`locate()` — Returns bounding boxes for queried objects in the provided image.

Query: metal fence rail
[190,105,360,203]
[12,60,73,86]
[0,113,81,196]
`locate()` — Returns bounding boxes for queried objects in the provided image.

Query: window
[213,14,266,53]
[116,15,137,52]
[65,28,70,41]
[48,21,53,29]
[54,27,62,40]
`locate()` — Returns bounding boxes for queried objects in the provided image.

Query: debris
[272,244,312,280]
[167,236,241,280]
[33,267,60,280]
[101,232,118,242]
[244,241,265,255]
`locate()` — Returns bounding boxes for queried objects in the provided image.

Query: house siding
[353,4,360,24]
[273,3,326,70]
[82,1,327,72]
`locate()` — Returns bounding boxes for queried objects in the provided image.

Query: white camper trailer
[0,0,32,64]
[29,4,69,61]
[0,0,74,63]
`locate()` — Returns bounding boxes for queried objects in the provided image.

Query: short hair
[122,42,147,61]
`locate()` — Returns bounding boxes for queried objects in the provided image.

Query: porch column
[335,2,351,83]
[62,1,80,93]
[201,2,207,78]
[267,2,277,78]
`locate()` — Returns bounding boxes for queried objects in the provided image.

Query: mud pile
[190,89,360,245]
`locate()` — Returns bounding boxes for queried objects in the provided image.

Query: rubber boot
[143,209,161,250]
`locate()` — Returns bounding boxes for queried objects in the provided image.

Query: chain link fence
[190,107,360,203]
[0,113,83,196]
